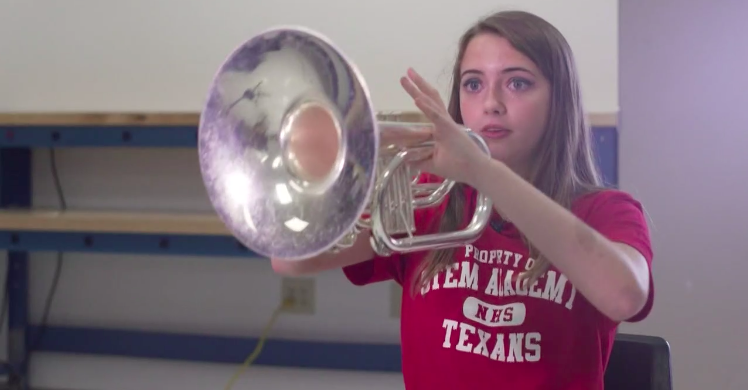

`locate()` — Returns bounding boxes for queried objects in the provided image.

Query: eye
[508,77,533,91]
[462,78,482,93]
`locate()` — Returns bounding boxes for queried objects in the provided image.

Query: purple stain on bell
[197,26,398,260]
[223,35,283,73]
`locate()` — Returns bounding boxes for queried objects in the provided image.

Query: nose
[483,86,505,115]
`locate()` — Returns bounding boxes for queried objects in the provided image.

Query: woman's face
[458,33,551,177]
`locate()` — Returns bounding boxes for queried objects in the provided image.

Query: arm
[271,230,376,276]
[471,158,651,322]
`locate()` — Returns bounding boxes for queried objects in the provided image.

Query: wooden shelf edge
[0,112,201,126]
[0,209,231,236]
[0,111,619,127]
[589,112,618,127]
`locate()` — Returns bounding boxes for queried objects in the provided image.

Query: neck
[504,160,533,183]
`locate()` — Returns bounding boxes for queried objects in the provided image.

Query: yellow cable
[223,299,291,390]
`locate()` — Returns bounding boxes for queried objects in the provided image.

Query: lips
[479,125,511,139]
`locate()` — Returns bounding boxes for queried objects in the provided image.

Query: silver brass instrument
[198,26,493,261]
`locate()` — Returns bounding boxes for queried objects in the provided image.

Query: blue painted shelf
[1,125,198,148]
[0,231,257,258]
[30,325,403,372]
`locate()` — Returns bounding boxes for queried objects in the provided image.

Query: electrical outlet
[390,281,402,318]
[281,277,315,314]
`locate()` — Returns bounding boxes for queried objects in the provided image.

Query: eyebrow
[460,67,535,77]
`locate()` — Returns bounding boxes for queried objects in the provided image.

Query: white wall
[619,1,748,389]
[0,0,618,114]
[0,1,619,389]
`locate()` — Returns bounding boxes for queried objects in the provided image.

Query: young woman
[272,10,654,390]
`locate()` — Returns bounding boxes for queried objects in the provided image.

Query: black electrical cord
[27,148,65,354]
[4,149,65,388]
[0,274,11,379]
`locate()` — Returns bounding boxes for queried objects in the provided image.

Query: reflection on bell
[282,101,342,184]
[198,26,493,261]
[274,183,293,205]
[279,97,346,194]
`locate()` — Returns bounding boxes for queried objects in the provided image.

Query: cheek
[511,97,549,139]
[459,95,481,128]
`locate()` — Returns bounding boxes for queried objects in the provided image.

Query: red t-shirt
[343,175,654,390]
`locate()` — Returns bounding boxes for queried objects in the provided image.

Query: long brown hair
[412,10,605,295]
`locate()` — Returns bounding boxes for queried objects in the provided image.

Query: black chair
[604,333,673,390]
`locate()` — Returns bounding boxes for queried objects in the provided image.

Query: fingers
[414,97,452,130]
[400,76,424,102]
[406,68,445,107]
[413,97,438,120]
[400,68,457,139]
[379,122,433,148]
[400,68,446,111]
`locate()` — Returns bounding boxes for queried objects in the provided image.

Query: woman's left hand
[400,68,491,188]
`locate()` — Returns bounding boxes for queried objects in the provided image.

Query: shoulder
[572,188,644,211]
[573,188,653,260]
[572,188,647,223]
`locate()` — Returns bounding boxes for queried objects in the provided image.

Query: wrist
[467,155,504,191]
